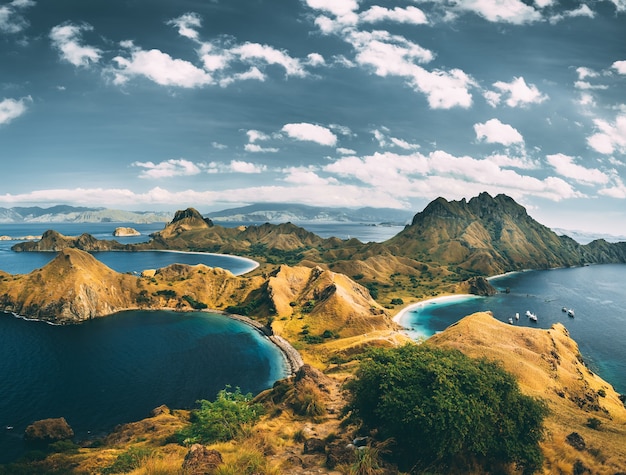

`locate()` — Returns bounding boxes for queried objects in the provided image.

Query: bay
[400,264,626,394]
[0,310,287,463]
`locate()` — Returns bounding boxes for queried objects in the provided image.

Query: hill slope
[429,312,626,474]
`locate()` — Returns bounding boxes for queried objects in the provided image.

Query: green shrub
[102,446,153,474]
[345,344,548,474]
[175,387,264,445]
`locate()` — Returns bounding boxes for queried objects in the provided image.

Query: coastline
[152,249,259,275]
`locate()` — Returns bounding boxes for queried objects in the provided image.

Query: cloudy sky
[1,0,625,234]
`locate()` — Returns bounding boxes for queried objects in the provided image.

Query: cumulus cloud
[111,45,213,87]
[167,12,202,41]
[360,6,429,25]
[488,77,548,108]
[546,153,610,185]
[282,166,336,186]
[0,96,31,125]
[474,118,524,145]
[244,143,279,153]
[576,67,599,80]
[229,160,266,173]
[0,0,34,34]
[346,29,475,109]
[281,123,338,146]
[587,112,626,155]
[612,60,626,75]
[337,147,357,155]
[324,149,580,202]
[549,4,595,23]
[50,22,102,67]
[452,0,542,24]
[133,159,203,179]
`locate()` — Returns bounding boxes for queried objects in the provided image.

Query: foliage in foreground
[174,386,264,445]
[345,344,548,474]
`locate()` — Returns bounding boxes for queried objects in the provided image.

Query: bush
[345,344,548,474]
[175,387,264,445]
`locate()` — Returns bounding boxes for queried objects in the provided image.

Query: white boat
[526,310,538,322]
[508,317,514,324]
[515,312,519,320]
[567,309,575,317]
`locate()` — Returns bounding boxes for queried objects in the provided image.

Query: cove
[0,310,288,463]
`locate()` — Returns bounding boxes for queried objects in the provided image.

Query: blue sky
[0,0,625,234]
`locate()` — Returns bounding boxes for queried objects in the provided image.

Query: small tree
[345,344,548,474]
[176,386,264,445]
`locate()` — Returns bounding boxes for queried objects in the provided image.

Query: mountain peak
[171,208,213,227]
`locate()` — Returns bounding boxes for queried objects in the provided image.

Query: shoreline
[393,294,476,328]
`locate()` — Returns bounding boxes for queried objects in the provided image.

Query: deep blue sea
[400,264,626,395]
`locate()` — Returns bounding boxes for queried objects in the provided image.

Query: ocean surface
[0,311,287,463]
[400,264,626,395]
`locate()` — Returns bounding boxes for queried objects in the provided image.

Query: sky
[0,0,625,235]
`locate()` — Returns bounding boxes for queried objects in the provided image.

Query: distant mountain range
[205,203,413,224]
[0,203,413,225]
[0,206,172,224]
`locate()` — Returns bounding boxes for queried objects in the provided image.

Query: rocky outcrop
[24,417,74,445]
[457,276,498,296]
[182,444,223,474]
[113,226,140,237]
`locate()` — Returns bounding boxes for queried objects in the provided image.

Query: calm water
[0,310,287,463]
[401,264,626,394]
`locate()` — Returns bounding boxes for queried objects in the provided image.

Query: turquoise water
[401,264,626,394]
[0,310,287,463]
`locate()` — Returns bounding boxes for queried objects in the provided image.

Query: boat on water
[567,309,575,317]
[515,312,519,320]
[508,317,514,324]
[525,310,538,322]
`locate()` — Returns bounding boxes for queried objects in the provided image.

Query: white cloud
[534,0,555,7]
[612,60,626,75]
[337,147,357,155]
[211,142,227,150]
[281,123,337,146]
[0,0,34,34]
[324,149,581,202]
[485,153,537,169]
[390,137,420,150]
[0,96,31,125]
[246,130,272,143]
[599,177,626,198]
[229,160,266,173]
[546,153,610,185]
[360,6,429,25]
[576,67,599,80]
[474,118,524,145]
[452,0,542,24]
[111,46,213,88]
[574,81,608,90]
[50,23,102,67]
[607,0,626,12]
[347,29,475,109]
[167,12,202,41]
[231,42,306,77]
[133,159,203,179]
[282,167,335,186]
[549,4,595,23]
[244,143,279,153]
[587,113,626,155]
[490,77,548,108]
[306,52,326,67]
[218,67,265,87]
[306,0,358,18]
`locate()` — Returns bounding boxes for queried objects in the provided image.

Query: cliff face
[429,312,626,473]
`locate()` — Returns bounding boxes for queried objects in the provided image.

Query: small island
[113,226,141,237]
